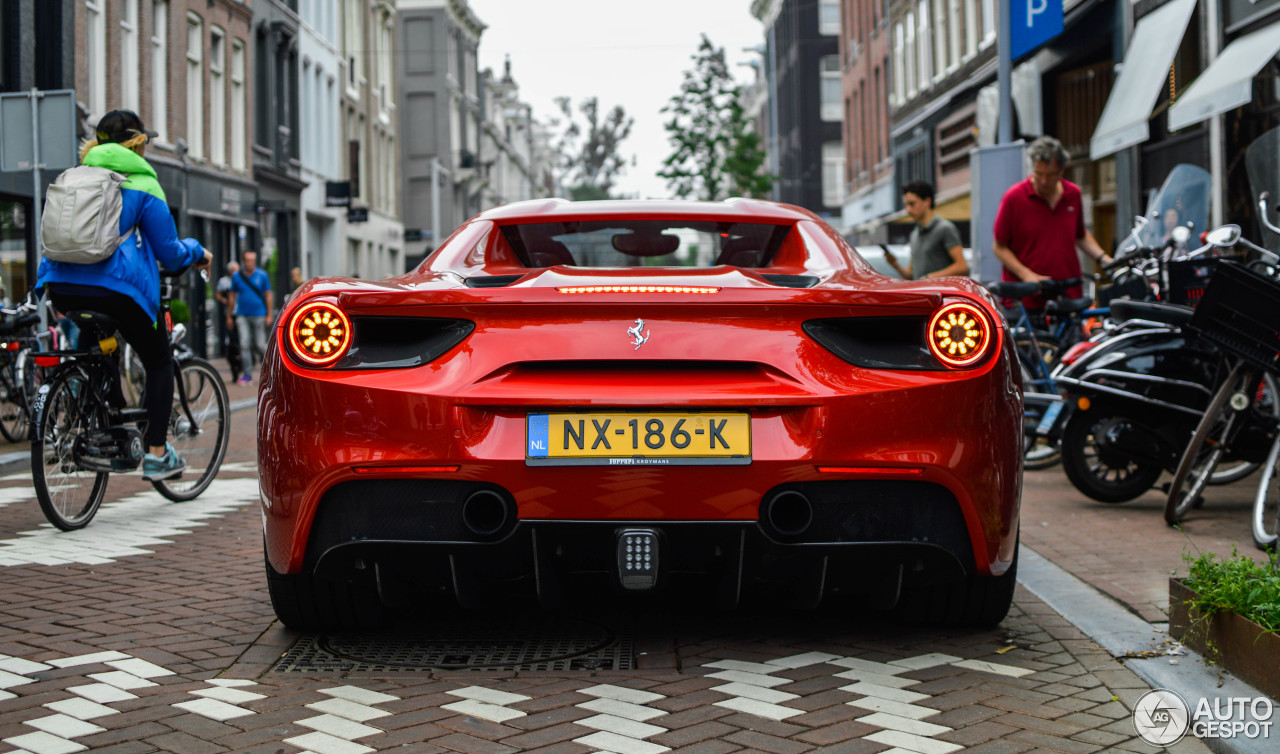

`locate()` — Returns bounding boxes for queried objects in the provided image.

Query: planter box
[1169,577,1280,700]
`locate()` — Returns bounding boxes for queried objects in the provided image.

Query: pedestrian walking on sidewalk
[215,261,244,383]
[227,251,272,385]
[884,180,968,280]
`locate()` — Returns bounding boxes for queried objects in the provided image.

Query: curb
[1019,544,1276,753]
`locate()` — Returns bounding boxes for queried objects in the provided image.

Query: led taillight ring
[287,301,352,367]
[928,301,993,368]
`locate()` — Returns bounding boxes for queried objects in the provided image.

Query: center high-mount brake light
[927,301,993,368]
[287,301,352,367]
[557,285,720,294]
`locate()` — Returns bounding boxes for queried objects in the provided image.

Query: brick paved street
[0,374,1265,751]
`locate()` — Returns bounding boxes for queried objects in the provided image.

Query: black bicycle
[30,269,230,530]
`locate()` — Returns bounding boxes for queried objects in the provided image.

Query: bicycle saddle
[1109,299,1194,327]
[65,310,121,331]
[986,281,1040,299]
[1045,296,1093,315]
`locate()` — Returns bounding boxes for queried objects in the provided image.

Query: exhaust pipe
[764,490,813,537]
[462,490,510,538]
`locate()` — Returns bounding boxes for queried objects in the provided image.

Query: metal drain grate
[272,615,635,673]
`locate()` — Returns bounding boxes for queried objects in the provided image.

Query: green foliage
[659,35,774,201]
[1182,547,1280,631]
[552,97,634,200]
[170,299,191,325]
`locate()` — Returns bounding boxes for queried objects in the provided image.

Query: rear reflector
[817,466,925,476]
[352,465,459,475]
[34,355,61,367]
[1060,340,1099,365]
[558,285,719,294]
[2,342,19,351]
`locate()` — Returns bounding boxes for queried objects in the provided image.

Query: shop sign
[348,206,369,223]
[326,181,352,207]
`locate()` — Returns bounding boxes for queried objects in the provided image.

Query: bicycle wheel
[31,368,110,530]
[0,353,26,443]
[1166,363,1255,525]
[1209,372,1280,485]
[152,358,230,501]
[1252,435,1280,551]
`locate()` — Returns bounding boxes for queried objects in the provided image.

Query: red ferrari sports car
[259,199,1022,629]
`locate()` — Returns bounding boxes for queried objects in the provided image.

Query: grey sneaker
[142,442,186,481]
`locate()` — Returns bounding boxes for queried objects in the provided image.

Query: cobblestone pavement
[0,383,1241,752]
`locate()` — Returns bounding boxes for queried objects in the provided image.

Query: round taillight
[287,301,352,367]
[927,302,993,368]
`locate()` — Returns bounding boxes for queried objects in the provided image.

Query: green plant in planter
[1181,548,1280,632]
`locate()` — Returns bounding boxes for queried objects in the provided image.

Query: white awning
[1089,0,1197,160]
[1168,22,1280,131]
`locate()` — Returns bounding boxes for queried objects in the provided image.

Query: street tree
[551,96,634,200]
[659,35,773,201]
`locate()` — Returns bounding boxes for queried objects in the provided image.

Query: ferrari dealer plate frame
[526,411,751,466]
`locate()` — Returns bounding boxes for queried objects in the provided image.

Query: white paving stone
[573,730,670,754]
[445,685,531,706]
[576,697,667,722]
[296,714,382,739]
[866,729,963,754]
[833,669,922,688]
[104,658,174,679]
[86,671,155,690]
[766,651,841,668]
[574,713,667,739]
[23,715,105,738]
[318,685,398,705]
[0,668,36,688]
[578,684,664,705]
[207,678,259,687]
[703,659,781,675]
[889,653,962,670]
[173,698,256,721]
[68,683,136,704]
[951,658,1034,677]
[1,731,86,754]
[829,657,908,675]
[0,656,51,674]
[857,712,954,737]
[441,698,526,723]
[841,681,930,704]
[43,698,119,721]
[847,696,940,720]
[709,682,800,704]
[705,669,792,688]
[306,697,392,722]
[0,689,14,701]
[192,685,266,704]
[282,731,375,754]
[713,696,803,721]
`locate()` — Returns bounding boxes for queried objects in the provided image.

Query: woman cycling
[36,110,212,481]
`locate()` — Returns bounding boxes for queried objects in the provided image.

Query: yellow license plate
[526,412,751,466]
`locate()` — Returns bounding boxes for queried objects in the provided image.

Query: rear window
[499,220,791,269]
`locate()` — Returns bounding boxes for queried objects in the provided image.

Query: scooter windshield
[1131,164,1212,252]
[1246,124,1280,251]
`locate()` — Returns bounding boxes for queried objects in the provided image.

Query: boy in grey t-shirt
[885,180,969,279]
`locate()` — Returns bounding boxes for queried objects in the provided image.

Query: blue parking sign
[1010,0,1063,60]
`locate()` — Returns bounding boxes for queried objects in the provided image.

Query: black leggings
[50,291,173,447]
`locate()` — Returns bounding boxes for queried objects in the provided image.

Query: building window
[822,142,845,208]
[820,55,842,121]
[209,27,226,165]
[231,40,245,170]
[345,0,362,91]
[151,0,168,142]
[819,0,840,35]
[917,1,933,90]
[186,13,203,159]
[933,0,948,79]
[965,0,980,57]
[948,0,962,69]
[982,0,996,46]
[86,0,106,117]
[904,12,916,98]
[121,0,139,112]
[893,23,905,106]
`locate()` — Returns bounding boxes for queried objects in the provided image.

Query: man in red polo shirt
[993,136,1112,308]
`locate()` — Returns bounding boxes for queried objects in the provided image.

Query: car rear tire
[892,545,1018,627]
[264,551,385,631]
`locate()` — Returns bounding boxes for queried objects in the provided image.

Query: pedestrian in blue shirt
[227,250,272,385]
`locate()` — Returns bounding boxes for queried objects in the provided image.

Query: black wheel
[1060,410,1163,503]
[1166,364,1255,525]
[31,368,110,531]
[0,355,27,443]
[892,542,1018,627]
[1253,438,1280,551]
[1208,372,1279,485]
[265,549,385,630]
[152,359,230,502]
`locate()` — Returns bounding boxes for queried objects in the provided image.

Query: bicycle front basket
[1187,260,1280,371]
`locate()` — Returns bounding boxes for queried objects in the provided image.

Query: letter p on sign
[1010,0,1063,59]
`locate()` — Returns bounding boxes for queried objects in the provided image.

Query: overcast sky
[470,0,767,200]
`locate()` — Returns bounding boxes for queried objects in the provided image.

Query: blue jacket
[36,144,204,323]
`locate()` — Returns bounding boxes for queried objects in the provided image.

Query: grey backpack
[40,165,134,264]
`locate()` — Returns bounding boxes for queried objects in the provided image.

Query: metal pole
[997,0,1012,144]
[431,156,440,252]
[1206,0,1224,228]
[30,89,47,330]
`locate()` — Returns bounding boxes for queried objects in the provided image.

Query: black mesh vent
[333,317,473,369]
[804,317,942,370]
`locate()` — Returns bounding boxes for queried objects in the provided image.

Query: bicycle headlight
[287,300,352,367]
[927,301,994,368]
